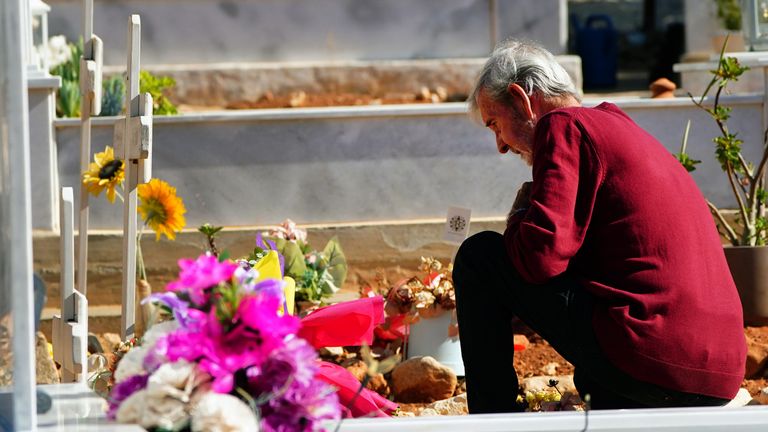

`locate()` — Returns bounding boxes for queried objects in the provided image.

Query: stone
[754,387,768,405]
[424,394,468,416]
[418,408,440,416]
[100,333,123,352]
[391,356,457,403]
[520,375,576,395]
[35,332,59,384]
[540,362,559,376]
[745,335,768,378]
[319,346,344,358]
[342,358,390,397]
[725,388,755,407]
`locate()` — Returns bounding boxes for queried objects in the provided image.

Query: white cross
[115,14,153,340]
[76,0,103,300]
[52,187,88,383]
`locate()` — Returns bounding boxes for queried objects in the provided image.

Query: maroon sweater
[505,102,745,399]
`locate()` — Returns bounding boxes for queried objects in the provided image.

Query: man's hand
[507,181,532,225]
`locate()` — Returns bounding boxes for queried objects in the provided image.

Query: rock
[754,386,768,405]
[319,346,344,358]
[418,408,440,416]
[289,91,307,107]
[424,394,468,416]
[725,388,755,407]
[745,335,768,378]
[342,358,390,397]
[520,375,575,395]
[391,356,457,403]
[540,362,559,376]
[35,332,59,384]
[100,333,123,352]
[454,378,466,396]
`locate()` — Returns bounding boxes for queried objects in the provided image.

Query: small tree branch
[707,200,739,245]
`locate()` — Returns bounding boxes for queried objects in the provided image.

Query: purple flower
[166,254,238,305]
[107,374,149,419]
[247,337,318,394]
[260,378,341,432]
[142,292,195,327]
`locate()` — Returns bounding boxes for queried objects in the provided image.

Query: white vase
[406,310,465,376]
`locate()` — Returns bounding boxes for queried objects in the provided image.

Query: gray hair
[468,39,580,120]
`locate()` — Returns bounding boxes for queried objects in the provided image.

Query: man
[455,40,746,413]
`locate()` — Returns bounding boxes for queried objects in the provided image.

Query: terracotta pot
[724,246,768,326]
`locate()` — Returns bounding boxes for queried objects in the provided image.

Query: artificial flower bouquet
[377,257,456,322]
[107,252,342,431]
[250,219,348,308]
[361,257,458,345]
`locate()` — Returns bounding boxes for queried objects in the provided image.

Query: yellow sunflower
[137,178,186,241]
[82,146,125,203]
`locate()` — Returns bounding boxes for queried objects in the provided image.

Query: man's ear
[506,83,534,121]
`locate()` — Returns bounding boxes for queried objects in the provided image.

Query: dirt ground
[513,325,768,398]
[178,89,467,112]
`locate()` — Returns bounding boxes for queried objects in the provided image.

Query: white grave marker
[115,14,153,340]
[77,0,103,299]
[52,187,88,383]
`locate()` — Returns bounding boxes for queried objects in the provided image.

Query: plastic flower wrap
[107,252,342,431]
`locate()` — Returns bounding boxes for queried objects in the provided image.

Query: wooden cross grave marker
[52,187,88,383]
[114,14,153,340]
[77,0,103,299]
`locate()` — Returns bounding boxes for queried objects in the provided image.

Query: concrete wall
[46,0,567,66]
[50,95,765,231]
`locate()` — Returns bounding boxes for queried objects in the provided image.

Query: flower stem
[136,225,147,281]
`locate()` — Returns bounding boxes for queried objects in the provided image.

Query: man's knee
[456,231,504,261]
[454,231,505,288]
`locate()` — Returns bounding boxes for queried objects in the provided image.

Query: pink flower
[166,254,238,305]
[165,291,300,394]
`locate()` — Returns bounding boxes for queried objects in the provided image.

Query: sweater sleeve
[504,112,604,284]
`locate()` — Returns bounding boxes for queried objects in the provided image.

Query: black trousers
[453,231,729,413]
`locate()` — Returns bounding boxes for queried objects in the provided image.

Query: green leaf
[100,75,125,116]
[757,188,767,204]
[323,236,348,288]
[56,80,81,118]
[713,133,743,171]
[281,240,307,279]
[140,70,179,115]
[676,152,701,172]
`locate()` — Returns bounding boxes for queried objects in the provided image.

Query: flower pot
[724,246,768,326]
[407,310,464,376]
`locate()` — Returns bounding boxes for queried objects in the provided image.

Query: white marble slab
[51,96,765,230]
[46,0,567,65]
[36,384,142,431]
[335,405,768,432]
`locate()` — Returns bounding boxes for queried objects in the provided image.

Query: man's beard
[517,119,536,166]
